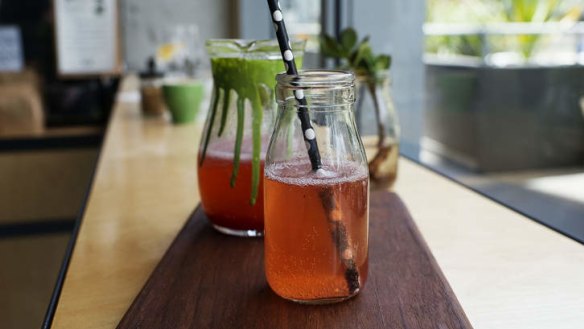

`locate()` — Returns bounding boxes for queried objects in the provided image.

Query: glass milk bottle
[264,70,369,303]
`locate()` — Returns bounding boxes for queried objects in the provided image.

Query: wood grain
[51,76,584,329]
[117,190,472,329]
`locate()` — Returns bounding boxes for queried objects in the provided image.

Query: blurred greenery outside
[425,0,584,59]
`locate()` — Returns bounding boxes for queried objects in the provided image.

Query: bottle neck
[276,70,355,111]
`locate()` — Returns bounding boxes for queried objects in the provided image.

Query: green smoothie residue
[200,57,292,205]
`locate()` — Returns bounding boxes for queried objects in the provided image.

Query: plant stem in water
[366,81,394,181]
[367,81,386,149]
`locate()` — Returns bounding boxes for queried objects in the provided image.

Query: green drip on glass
[201,56,302,205]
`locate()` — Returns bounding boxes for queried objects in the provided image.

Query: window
[238,0,584,242]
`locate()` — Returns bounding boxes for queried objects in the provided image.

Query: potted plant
[321,28,401,189]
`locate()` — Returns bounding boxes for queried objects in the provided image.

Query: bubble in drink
[264,159,369,302]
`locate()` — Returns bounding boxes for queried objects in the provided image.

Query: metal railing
[424,22,584,36]
[424,22,584,64]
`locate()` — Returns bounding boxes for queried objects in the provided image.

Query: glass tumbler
[197,39,305,237]
[264,70,370,303]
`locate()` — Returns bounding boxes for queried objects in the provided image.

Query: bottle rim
[276,70,355,88]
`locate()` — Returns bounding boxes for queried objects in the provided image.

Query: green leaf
[320,29,392,77]
[340,28,357,52]
[361,46,373,60]
[375,55,392,70]
[320,35,343,58]
[353,41,372,68]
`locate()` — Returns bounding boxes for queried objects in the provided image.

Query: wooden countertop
[50,76,584,328]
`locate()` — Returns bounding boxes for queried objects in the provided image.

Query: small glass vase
[354,71,400,189]
[197,39,305,237]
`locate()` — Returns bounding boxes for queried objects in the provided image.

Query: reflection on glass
[154,24,202,76]
[422,0,584,242]
[425,0,584,64]
[279,0,321,51]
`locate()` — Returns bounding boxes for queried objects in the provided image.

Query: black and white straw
[267,0,322,171]
[267,0,361,295]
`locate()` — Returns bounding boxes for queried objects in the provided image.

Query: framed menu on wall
[54,0,123,78]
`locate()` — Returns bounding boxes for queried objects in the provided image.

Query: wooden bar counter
[49,76,584,328]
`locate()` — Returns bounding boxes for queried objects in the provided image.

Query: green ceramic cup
[162,80,204,124]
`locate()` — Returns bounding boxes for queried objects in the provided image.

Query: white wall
[121,0,234,71]
[352,0,426,147]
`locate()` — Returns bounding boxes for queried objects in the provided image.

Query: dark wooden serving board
[117,191,472,329]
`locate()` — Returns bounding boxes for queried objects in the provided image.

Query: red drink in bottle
[264,160,369,302]
[265,70,369,303]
